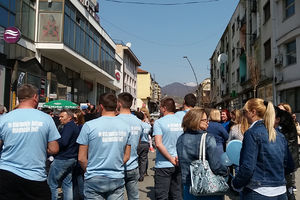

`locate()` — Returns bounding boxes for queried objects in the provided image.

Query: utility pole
[183,56,200,105]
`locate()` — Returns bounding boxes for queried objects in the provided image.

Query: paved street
[133,150,300,200]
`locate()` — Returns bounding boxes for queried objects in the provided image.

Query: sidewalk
[136,150,300,200]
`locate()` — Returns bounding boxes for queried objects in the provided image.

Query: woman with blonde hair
[227,110,244,143]
[278,103,292,114]
[177,108,227,200]
[232,98,292,199]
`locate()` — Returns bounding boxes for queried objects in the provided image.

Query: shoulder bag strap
[199,132,207,161]
[202,132,207,162]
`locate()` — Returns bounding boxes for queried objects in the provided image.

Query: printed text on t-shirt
[8,121,44,133]
[98,131,127,142]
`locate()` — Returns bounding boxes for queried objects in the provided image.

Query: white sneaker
[293,187,297,192]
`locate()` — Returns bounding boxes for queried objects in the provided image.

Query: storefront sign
[49,94,57,99]
[17,72,25,86]
[78,0,99,22]
[3,27,21,43]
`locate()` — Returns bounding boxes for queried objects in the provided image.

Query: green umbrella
[43,100,78,109]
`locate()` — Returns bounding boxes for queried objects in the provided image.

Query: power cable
[100,15,225,47]
[102,0,220,6]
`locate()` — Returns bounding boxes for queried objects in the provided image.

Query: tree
[248,56,260,98]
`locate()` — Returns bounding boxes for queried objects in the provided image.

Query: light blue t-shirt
[141,122,151,143]
[153,114,183,168]
[0,109,60,181]
[117,114,142,171]
[175,109,189,122]
[76,116,132,179]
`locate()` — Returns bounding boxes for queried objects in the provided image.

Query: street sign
[115,71,121,81]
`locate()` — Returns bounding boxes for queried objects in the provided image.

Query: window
[38,0,63,42]
[0,6,9,27]
[263,1,270,23]
[15,0,36,41]
[236,68,240,82]
[63,0,105,72]
[286,40,296,65]
[232,23,235,38]
[0,0,16,27]
[264,39,271,60]
[285,0,295,19]
[236,16,239,30]
[232,48,235,62]
[280,87,300,112]
[236,42,240,58]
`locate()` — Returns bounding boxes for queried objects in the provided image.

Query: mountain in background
[161,82,196,98]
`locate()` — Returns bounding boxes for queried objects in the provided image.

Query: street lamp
[183,56,200,105]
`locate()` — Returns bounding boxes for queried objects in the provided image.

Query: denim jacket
[232,120,289,189]
[176,130,228,185]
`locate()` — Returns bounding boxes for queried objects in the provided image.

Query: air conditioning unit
[275,54,283,66]
[84,0,89,7]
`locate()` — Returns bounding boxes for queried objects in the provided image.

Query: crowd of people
[0,83,300,200]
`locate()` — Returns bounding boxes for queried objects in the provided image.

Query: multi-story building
[136,67,161,113]
[273,0,300,114]
[0,0,122,110]
[210,0,299,113]
[136,67,152,111]
[198,78,211,107]
[116,43,141,109]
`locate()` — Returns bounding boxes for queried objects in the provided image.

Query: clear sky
[99,0,239,87]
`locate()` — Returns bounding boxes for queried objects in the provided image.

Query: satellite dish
[126,42,132,48]
[218,53,228,64]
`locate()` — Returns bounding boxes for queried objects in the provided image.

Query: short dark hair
[42,108,53,115]
[118,92,133,109]
[161,98,176,113]
[60,109,74,118]
[99,93,117,111]
[134,111,144,120]
[184,93,197,107]
[17,84,38,102]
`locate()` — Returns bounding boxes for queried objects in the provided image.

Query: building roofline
[137,67,148,74]
[117,45,141,66]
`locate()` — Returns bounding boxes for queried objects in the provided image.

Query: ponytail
[263,101,276,142]
[244,98,276,142]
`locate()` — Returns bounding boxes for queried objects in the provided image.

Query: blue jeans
[84,176,125,200]
[125,167,139,200]
[241,187,288,200]
[47,158,77,200]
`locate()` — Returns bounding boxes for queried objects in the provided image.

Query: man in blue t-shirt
[175,93,196,122]
[116,92,143,200]
[154,98,183,200]
[77,93,131,200]
[0,84,60,200]
[48,109,80,200]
